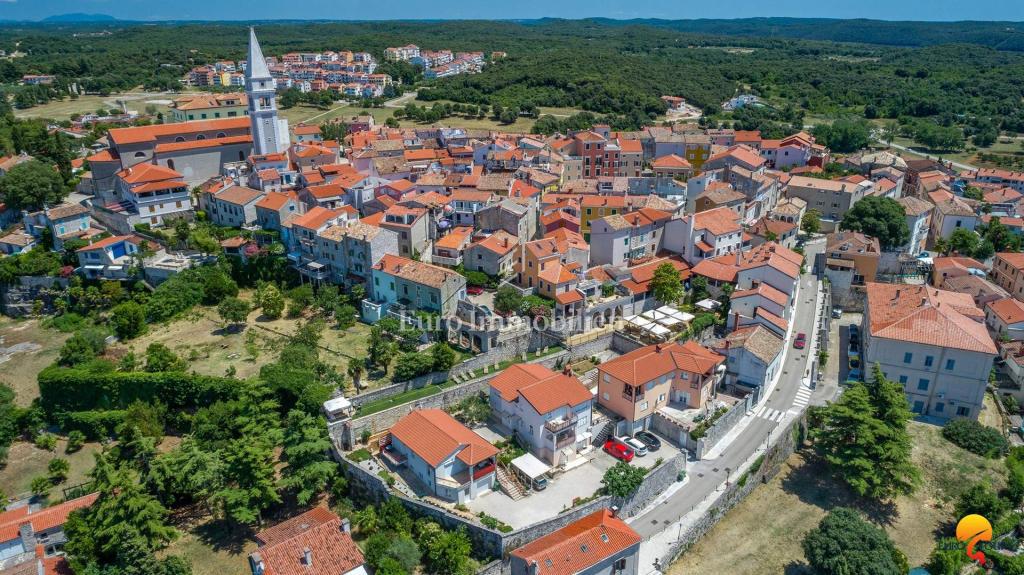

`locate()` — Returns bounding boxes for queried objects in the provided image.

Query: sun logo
[956,514,993,565]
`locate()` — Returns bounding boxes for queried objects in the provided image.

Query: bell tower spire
[245,27,288,155]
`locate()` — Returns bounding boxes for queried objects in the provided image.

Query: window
[917,379,929,391]
[134,151,146,158]
[639,401,649,411]
[924,355,934,367]
[945,359,956,370]
[957,406,970,417]
[903,352,913,364]
[898,375,908,384]
[602,392,609,401]
[913,401,924,414]
[935,402,944,413]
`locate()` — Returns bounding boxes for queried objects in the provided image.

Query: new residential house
[588,208,672,267]
[386,409,498,503]
[248,507,366,575]
[785,175,872,228]
[76,235,150,281]
[597,340,725,435]
[366,254,467,320]
[489,364,594,466]
[509,509,642,575]
[315,220,399,285]
[863,283,996,420]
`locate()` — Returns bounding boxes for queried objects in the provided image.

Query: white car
[618,436,648,457]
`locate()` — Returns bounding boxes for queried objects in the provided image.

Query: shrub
[65,430,85,453]
[942,418,1009,458]
[34,433,57,451]
[47,458,69,482]
[393,352,435,382]
[349,448,371,463]
[60,410,127,440]
[109,301,147,339]
[463,271,489,287]
[30,476,51,497]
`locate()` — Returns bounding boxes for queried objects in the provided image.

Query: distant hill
[41,13,117,23]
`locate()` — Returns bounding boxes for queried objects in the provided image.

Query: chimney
[529,561,539,575]
[610,505,620,518]
[655,343,664,353]
[303,548,313,566]
[341,518,351,533]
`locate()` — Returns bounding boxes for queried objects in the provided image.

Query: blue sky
[2,0,1024,22]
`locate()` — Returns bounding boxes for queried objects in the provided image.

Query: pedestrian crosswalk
[755,405,786,422]
[793,386,813,409]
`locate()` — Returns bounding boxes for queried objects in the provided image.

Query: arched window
[167,159,175,171]
[196,134,206,141]
[216,132,226,138]
[174,136,185,142]
[134,151,146,158]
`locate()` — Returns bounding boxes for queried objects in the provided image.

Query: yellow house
[579,196,626,241]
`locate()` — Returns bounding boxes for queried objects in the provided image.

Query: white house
[720,324,785,392]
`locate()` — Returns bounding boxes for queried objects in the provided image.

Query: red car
[603,440,635,462]
[466,286,484,295]
[794,333,807,349]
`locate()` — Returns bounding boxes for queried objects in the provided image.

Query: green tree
[145,437,226,511]
[802,508,907,575]
[811,118,871,153]
[947,227,980,257]
[347,357,365,391]
[813,382,918,499]
[279,410,336,505]
[58,328,108,366]
[494,286,523,315]
[354,506,380,534]
[650,262,683,304]
[0,159,67,210]
[431,342,457,372]
[601,461,647,498]
[186,230,220,255]
[48,457,70,481]
[801,209,821,235]
[367,326,394,373]
[144,343,186,372]
[394,352,435,381]
[257,283,285,319]
[955,483,1007,520]
[217,297,250,332]
[110,301,147,339]
[335,304,357,329]
[379,496,414,534]
[424,528,473,575]
[839,196,910,250]
[925,538,968,575]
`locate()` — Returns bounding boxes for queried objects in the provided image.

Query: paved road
[871,132,976,171]
[632,239,828,539]
[384,90,419,108]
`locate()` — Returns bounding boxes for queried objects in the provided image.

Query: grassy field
[159,517,254,575]
[13,92,176,120]
[0,317,70,406]
[669,422,1006,575]
[0,438,102,501]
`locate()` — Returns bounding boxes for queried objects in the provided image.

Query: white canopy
[511,453,550,480]
[323,396,352,417]
[648,324,671,337]
[625,315,654,329]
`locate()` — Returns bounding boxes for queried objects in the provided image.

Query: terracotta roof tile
[390,409,497,467]
[599,340,723,387]
[511,509,640,575]
[866,283,995,354]
[490,364,592,414]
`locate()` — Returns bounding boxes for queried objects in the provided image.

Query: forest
[2,19,1024,136]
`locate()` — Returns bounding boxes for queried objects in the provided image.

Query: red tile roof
[692,206,742,236]
[252,507,364,575]
[0,493,98,543]
[599,340,723,387]
[154,135,252,154]
[490,364,592,414]
[292,206,341,231]
[652,154,692,169]
[256,191,298,211]
[866,283,995,354]
[511,509,641,575]
[108,117,250,145]
[390,409,498,467]
[987,298,1024,326]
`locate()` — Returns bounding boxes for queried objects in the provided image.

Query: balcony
[432,253,463,267]
[545,415,578,434]
[472,460,496,481]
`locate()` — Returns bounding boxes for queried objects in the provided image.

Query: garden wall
[695,392,757,459]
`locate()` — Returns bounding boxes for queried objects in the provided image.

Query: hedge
[39,365,242,416]
[60,410,127,440]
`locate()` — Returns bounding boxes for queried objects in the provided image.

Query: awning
[511,453,550,480]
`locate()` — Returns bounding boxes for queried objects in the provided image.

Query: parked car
[848,325,860,340]
[794,333,807,349]
[532,475,548,491]
[634,431,662,452]
[847,367,863,381]
[603,440,634,462]
[832,307,843,319]
[621,436,648,457]
[847,341,860,358]
[848,355,861,373]
[466,286,484,295]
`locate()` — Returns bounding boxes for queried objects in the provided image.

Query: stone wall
[695,393,756,459]
[349,372,449,409]
[569,332,616,359]
[618,454,687,518]
[611,331,646,355]
[1,276,70,317]
[658,416,807,568]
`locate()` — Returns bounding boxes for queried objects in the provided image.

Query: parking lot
[465,431,680,529]
[829,311,863,384]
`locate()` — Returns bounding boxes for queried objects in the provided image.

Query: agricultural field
[12,91,176,121]
[0,317,70,405]
[0,438,101,501]
[669,422,1006,575]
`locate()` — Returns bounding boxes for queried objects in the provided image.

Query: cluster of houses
[383,44,493,79]
[187,44,390,98]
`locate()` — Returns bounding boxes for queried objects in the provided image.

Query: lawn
[159,517,254,575]
[13,91,175,121]
[0,438,101,501]
[0,317,70,406]
[277,101,577,133]
[669,422,1007,575]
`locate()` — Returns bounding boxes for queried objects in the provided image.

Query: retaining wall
[695,393,756,459]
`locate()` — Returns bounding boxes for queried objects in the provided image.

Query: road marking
[758,407,785,422]
[793,387,813,408]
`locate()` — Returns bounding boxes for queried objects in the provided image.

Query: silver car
[619,436,648,457]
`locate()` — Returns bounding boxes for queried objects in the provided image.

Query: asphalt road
[633,239,828,538]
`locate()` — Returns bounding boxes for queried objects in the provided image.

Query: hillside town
[2,22,1024,575]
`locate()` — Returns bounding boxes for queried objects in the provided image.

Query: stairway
[592,419,616,447]
[495,464,526,501]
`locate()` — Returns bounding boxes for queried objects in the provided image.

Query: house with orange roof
[0,492,98,570]
[814,231,880,307]
[433,226,475,268]
[291,122,323,144]
[248,507,365,575]
[206,184,265,228]
[991,252,1024,298]
[385,409,498,503]
[664,206,743,265]
[288,142,338,172]
[75,234,155,281]
[290,206,346,271]
[652,154,693,179]
[717,324,785,394]
[589,208,672,267]
[597,340,725,433]
[509,508,641,575]
[785,175,873,229]
[929,195,979,248]
[691,242,802,301]
[489,363,594,465]
[930,256,987,287]
[985,298,1024,341]
[863,282,996,419]
[515,231,590,296]
[465,230,519,277]
[693,182,746,217]
[255,191,303,239]
[95,162,193,232]
[380,205,431,259]
[104,117,252,177]
[367,255,467,319]
[747,217,798,249]
[449,189,498,227]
